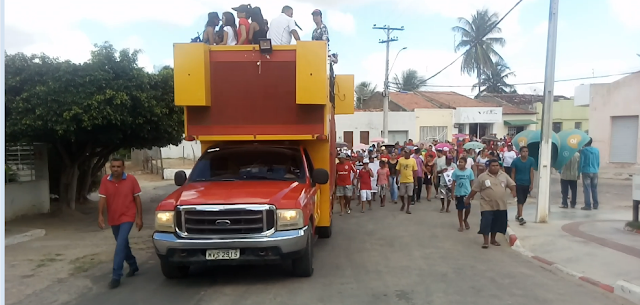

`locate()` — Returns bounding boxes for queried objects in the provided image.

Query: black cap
[312,9,322,16]
[208,12,220,21]
[232,4,252,13]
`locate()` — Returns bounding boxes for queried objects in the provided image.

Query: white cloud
[609,0,640,30]
[5,0,357,63]
[534,21,548,36]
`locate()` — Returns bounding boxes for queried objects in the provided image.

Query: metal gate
[419,126,448,142]
[610,116,639,163]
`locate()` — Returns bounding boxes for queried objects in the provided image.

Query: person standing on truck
[248,6,268,44]
[267,5,301,45]
[232,4,252,45]
[311,9,329,42]
[203,12,221,45]
[335,153,356,215]
[219,12,238,45]
[397,148,418,215]
[357,159,374,213]
[97,157,143,289]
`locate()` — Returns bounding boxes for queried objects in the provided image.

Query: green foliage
[453,9,507,93]
[5,42,184,206]
[472,60,517,95]
[5,165,19,183]
[390,69,428,92]
[354,81,377,109]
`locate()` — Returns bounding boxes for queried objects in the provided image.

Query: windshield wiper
[240,176,293,181]
[193,178,238,182]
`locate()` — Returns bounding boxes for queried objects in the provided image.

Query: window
[574,122,582,130]
[552,122,563,133]
[5,145,35,183]
[508,126,525,136]
[343,131,353,149]
[189,146,305,182]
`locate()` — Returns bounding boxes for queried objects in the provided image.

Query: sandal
[464,221,470,230]
[458,228,464,232]
[491,241,501,246]
[482,244,489,249]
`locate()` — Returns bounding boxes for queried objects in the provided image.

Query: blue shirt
[579,146,600,174]
[511,157,535,185]
[451,168,474,196]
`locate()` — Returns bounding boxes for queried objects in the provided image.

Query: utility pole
[536,0,560,223]
[373,24,404,143]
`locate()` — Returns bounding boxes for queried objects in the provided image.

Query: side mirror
[311,169,330,185]
[174,171,187,186]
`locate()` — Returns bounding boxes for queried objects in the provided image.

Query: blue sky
[5,0,640,96]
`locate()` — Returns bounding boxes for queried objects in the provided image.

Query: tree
[472,60,517,95]
[390,69,427,92]
[354,81,377,109]
[452,9,506,94]
[5,43,184,209]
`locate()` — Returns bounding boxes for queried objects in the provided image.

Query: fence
[131,147,164,175]
[6,145,36,183]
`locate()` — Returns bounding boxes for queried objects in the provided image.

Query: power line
[424,0,524,83]
[422,71,639,88]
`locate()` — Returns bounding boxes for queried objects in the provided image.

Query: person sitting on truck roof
[248,6,268,44]
[220,12,238,45]
[267,5,301,45]
[203,12,221,45]
[232,4,252,45]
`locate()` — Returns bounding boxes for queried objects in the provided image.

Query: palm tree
[452,9,506,94]
[472,61,517,95]
[390,69,427,92]
[354,81,377,109]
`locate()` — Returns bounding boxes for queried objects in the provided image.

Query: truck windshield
[189,147,306,182]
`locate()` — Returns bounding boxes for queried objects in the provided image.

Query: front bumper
[152,226,310,265]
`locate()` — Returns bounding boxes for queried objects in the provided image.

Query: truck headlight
[276,209,304,231]
[155,211,175,232]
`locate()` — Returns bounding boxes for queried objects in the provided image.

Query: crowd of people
[200,4,337,64]
[334,135,601,248]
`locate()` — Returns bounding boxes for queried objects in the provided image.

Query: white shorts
[360,190,372,201]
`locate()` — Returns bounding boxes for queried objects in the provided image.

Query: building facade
[335,111,417,147]
[534,98,590,133]
[574,72,640,169]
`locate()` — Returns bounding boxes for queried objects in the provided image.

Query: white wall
[493,114,538,137]
[574,84,591,107]
[161,141,202,160]
[5,180,51,221]
[454,107,502,123]
[415,109,455,141]
[336,112,417,144]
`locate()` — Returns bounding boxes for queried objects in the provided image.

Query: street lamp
[383,47,407,142]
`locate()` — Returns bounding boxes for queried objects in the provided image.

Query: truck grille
[177,207,275,236]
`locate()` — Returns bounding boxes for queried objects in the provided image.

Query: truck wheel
[291,233,314,277]
[316,223,332,239]
[160,258,190,279]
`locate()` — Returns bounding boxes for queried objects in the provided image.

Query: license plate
[205,249,240,260]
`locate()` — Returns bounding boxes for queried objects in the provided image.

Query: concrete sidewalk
[504,177,640,304]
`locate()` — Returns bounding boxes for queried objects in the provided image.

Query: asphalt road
[60,178,632,305]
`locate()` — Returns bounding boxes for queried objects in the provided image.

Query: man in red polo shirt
[98,157,143,289]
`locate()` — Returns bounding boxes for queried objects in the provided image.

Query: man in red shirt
[233,4,252,44]
[335,153,356,215]
[98,157,143,289]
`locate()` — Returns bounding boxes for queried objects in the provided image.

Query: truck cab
[152,40,354,279]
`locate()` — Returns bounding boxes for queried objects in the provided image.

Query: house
[574,72,640,169]
[5,144,51,221]
[335,109,417,147]
[534,98,589,133]
[476,94,540,136]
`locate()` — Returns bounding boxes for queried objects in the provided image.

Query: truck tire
[291,233,314,277]
[316,222,332,239]
[160,258,190,279]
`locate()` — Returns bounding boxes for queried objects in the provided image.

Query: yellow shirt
[397,157,418,183]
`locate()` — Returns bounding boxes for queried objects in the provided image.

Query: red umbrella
[435,143,453,150]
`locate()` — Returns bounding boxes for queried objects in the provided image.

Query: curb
[504,226,640,304]
[5,229,46,246]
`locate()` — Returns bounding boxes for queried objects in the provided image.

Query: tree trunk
[59,163,80,210]
[477,63,482,95]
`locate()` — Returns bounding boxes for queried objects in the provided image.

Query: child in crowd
[376,160,390,207]
[451,158,475,232]
[357,159,374,213]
